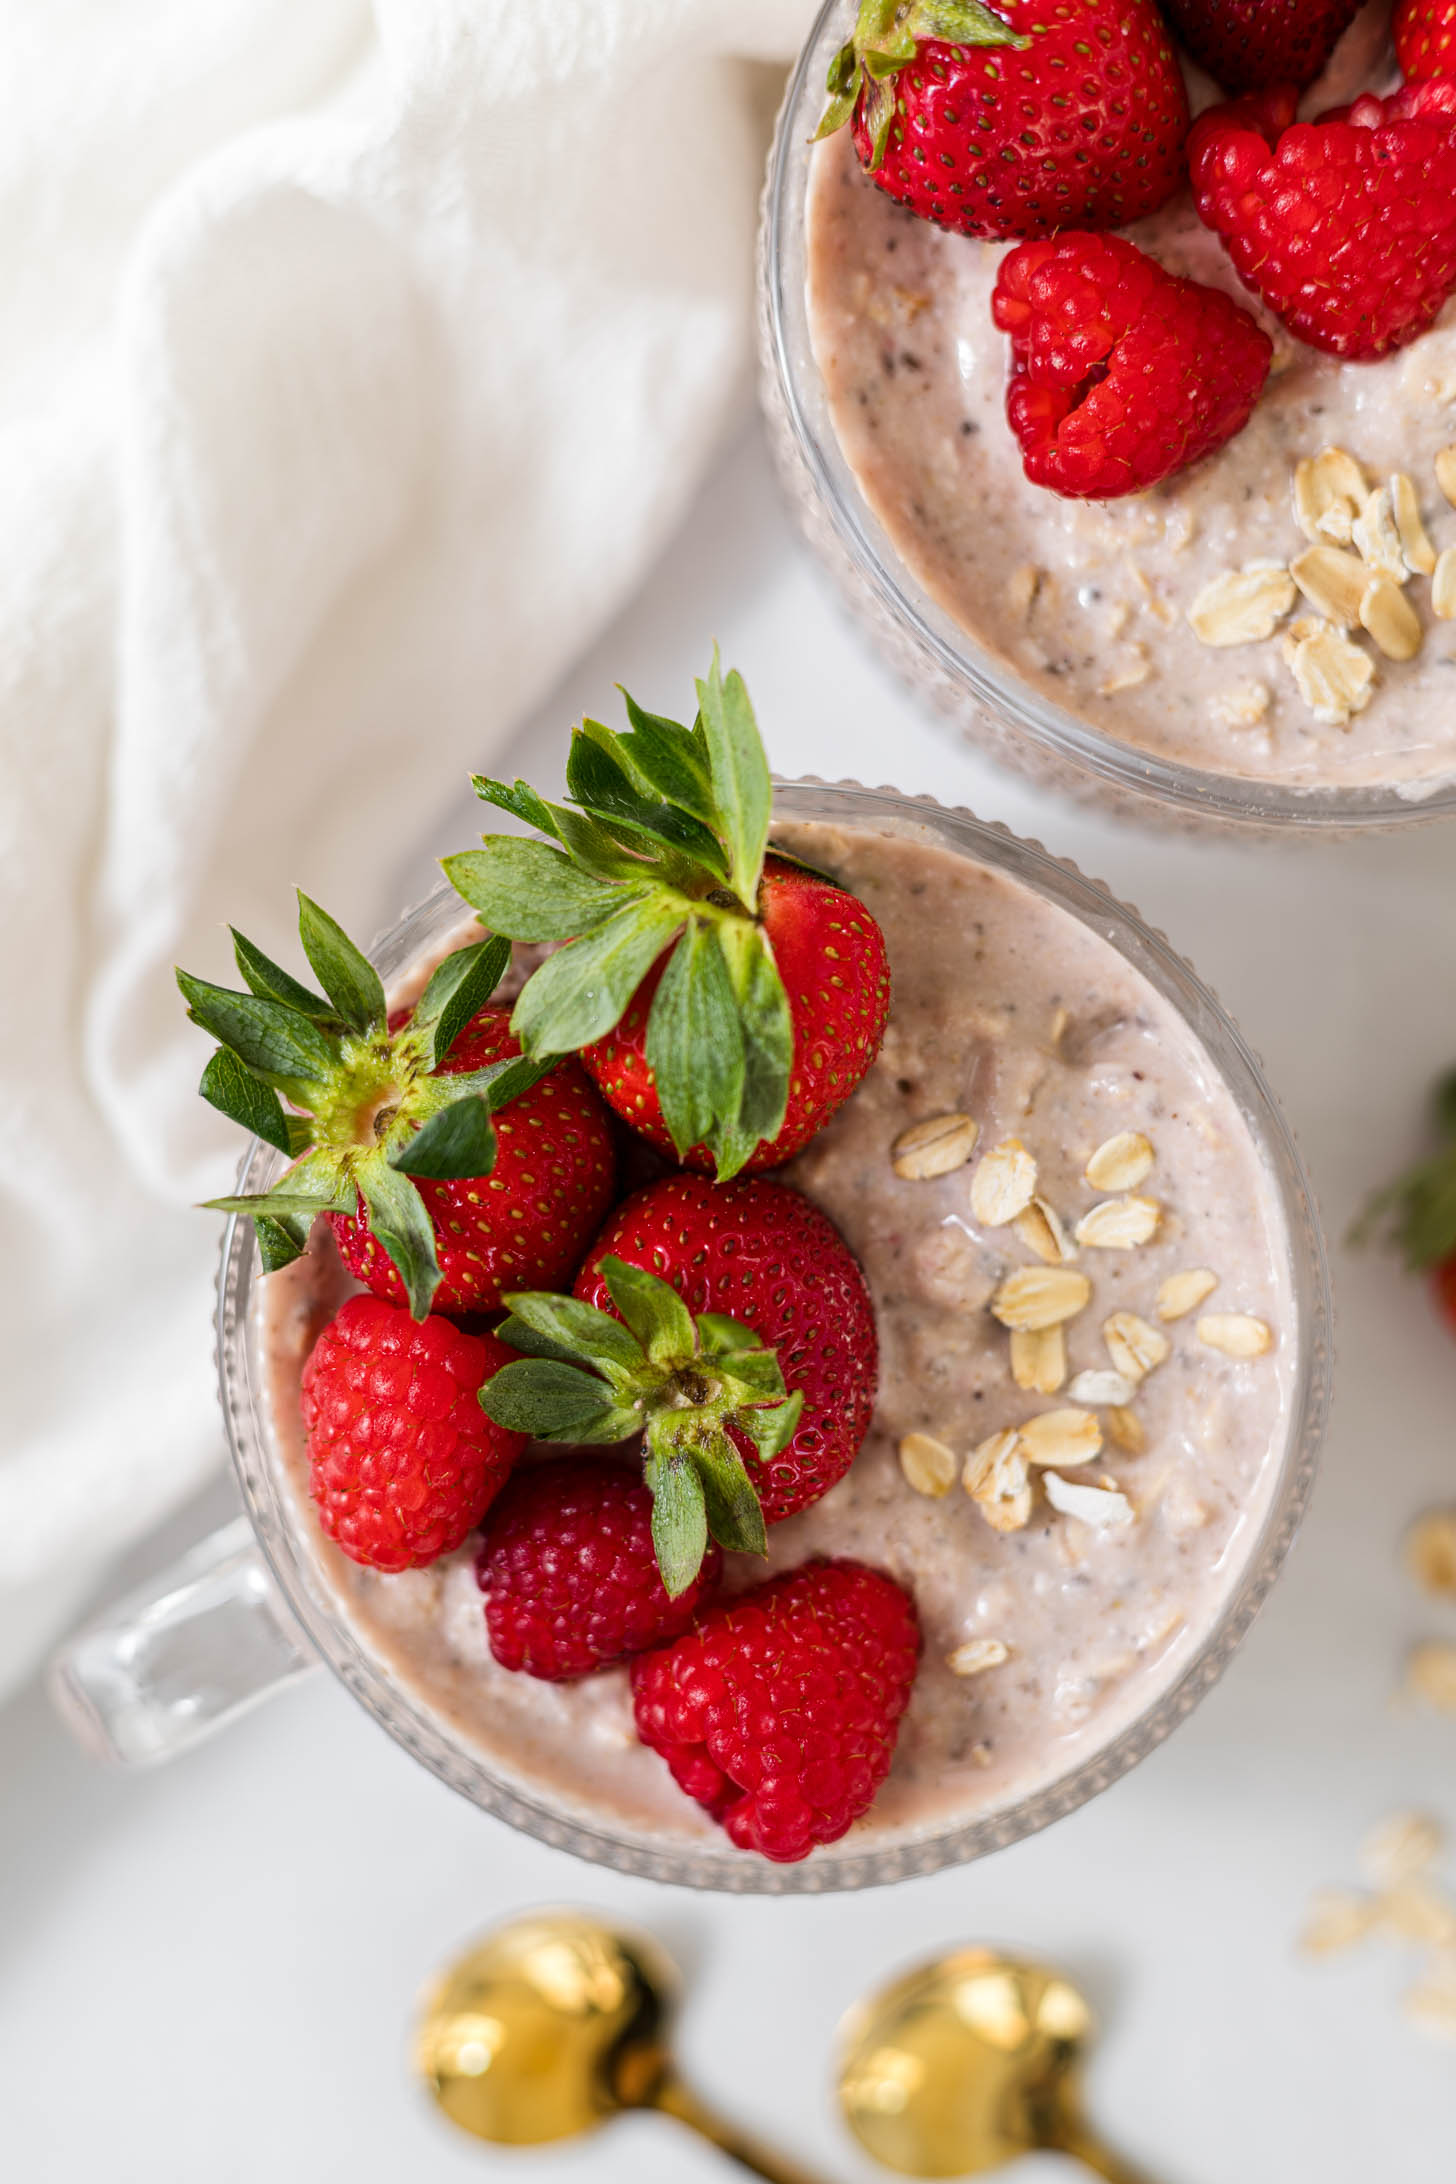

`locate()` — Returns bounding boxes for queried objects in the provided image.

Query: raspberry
[992,233,1272,500]
[300,1295,525,1571]
[475,1458,723,1681]
[630,1558,921,1863]
[1189,82,1456,362]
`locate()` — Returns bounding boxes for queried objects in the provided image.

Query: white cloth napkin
[0,0,814,1701]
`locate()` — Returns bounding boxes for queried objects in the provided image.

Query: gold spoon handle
[654,2070,839,2184]
[1047,2117,1162,2184]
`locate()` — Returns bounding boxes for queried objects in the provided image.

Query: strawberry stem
[481,1258,789,1593]
[443,652,797,1179]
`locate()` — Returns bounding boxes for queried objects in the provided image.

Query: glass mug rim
[216,779,1333,1893]
[758,0,1456,834]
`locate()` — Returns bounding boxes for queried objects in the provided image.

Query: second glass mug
[757,0,1456,835]
[51,781,1333,1894]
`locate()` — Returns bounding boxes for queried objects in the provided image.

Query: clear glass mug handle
[48,1519,317,1765]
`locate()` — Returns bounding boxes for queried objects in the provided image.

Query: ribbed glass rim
[215,780,1333,1891]
[759,0,1456,833]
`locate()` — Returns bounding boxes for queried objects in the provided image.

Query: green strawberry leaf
[296,894,386,1038]
[509,894,685,1055]
[693,1430,768,1560]
[492,1314,586,1365]
[443,841,627,942]
[816,39,863,140]
[480,1359,642,1443]
[471,776,562,835]
[570,723,728,881]
[389,1095,497,1182]
[696,647,771,912]
[412,935,511,1067]
[644,1436,710,1599]
[356,1157,440,1320]
[617,690,719,826]
[254,1215,308,1274]
[497,1291,646,1382]
[177,970,339,1086]
[429,1054,559,1116]
[817,1,1025,158]
[1355,1149,1456,1268]
[230,929,333,1019]
[732,1388,804,1466]
[598,1255,696,1367]
[643,917,745,1162]
[717,920,795,1172]
[472,776,657,884]
[910,0,1027,49]
[203,1160,358,1221]
[198,1047,297,1156]
[712,1348,789,1404]
[696,1313,762,1356]
[1433,1068,1456,1141]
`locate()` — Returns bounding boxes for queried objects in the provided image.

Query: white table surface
[4,414,1456,2182]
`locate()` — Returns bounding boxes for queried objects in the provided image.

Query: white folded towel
[0,0,814,1700]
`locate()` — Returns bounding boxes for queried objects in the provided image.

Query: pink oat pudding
[804,3,1456,790]
[260,820,1296,1850]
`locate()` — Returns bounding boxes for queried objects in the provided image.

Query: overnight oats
[763,0,1456,823]
[187,668,1329,1882]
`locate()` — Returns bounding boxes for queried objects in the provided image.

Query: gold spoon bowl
[416,1909,832,2183]
[837,1947,1156,2184]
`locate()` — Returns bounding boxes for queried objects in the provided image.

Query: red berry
[581,859,889,1173]
[475,1457,722,1680]
[992,232,1271,500]
[832,0,1189,242]
[1189,81,1456,362]
[630,1558,920,1863]
[1396,0,1456,82]
[1432,1255,1456,1334]
[331,1005,616,1315]
[300,1294,525,1571]
[576,1174,877,1526]
[1160,0,1362,93]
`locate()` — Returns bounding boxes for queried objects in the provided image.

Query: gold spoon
[415,1908,833,2183]
[837,1946,1157,2183]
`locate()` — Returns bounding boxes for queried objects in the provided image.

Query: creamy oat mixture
[805,4,1456,789]
[260,823,1295,1853]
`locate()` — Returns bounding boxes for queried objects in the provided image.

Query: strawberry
[1189,81,1456,361]
[301,1295,526,1570]
[629,1558,921,1862]
[1159,0,1362,93]
[474,1456,722,1680]
[480,1174,878,1593]
[179,899,613,1318]
[815,0,1189,242]
[1395,0,1456,82]
[443,652,890,1179]
[582,857,888,1173]
[1357,1069,1456,1336]
[1433,1255,1456,1334]
[328,1005,615,1316]
[992,232,1272,499]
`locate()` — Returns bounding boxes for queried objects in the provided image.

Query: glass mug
[51,782,1333,1894]
[757,0,1456,835]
